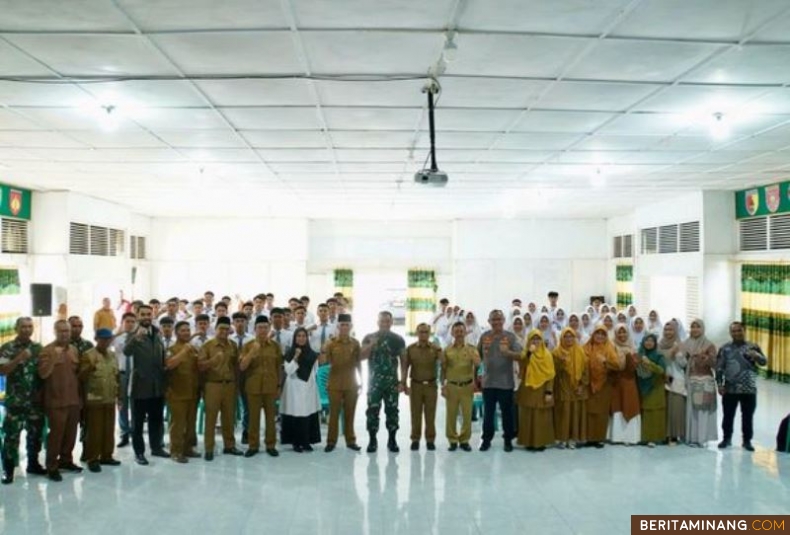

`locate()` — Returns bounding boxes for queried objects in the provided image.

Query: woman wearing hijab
[510,316,527,346]
[609,325,641,446]
[637,334,666,446]
[670,318,688,341]
[600,304,611,318]
[659,321,687,444]
[630,316,647,348]
[552,327,588,449]
[580,313,593,340]
[280,327,322,452]
[616,312,629,326]
[516,329,556,451]
[537,313,557,350]
[602,314,616,340]
[682,319,718,447]
[464,312,482,347]
[646,310,662,335]
[584,325,620,448]
[567,313,587,344]
[522,312,534,332]
[626,305,638,325]
[552,308,568,331]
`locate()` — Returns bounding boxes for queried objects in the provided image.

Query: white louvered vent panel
[109,228,125,257]
[131,236,147,260]
[685,276,700,327]
[739,218,768,251]
[769,214,790,250]
[679,221,701,253]
[613,236,623,258]
[1,218,29,254]
[637,276,651,311]
[659,224,679,254]
[641,227,657,255]
[623,234,633,258]
[89,225,109,256]
[69,222,89,255]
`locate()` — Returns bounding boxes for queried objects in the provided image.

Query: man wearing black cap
[322,314,362,452]
[240,316,283,457]
[198,316,242,460]
[123,305,169,465]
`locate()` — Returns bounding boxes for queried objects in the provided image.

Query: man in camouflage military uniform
[0,317,47,484]
[362,311,405,453]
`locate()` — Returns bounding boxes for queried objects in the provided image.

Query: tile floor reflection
[1,379,788,534]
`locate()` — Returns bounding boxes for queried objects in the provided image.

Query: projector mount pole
[424,80,440,172]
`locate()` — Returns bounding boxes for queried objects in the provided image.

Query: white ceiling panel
[683,45,790,84]
[0,109,45,130]
[324,107,421,130]
[431,77,548,109]
[751,89,790,114]
[0,0,134,31]
[574,135,666,151]
[416,131,500,149]
[132,108,227,130]
[291,0,455,29]
[6,35,178,76]
[511,110,613,133]
[152,32,301,75]
[459,0,631,34]
[476,150,552,163]
[330,131,414,148]
[153,129,246,148]
[612,0,790,41]
[19,107,141,131]
[257,148,333,162]
[566,40,723,82]
[0,81,89,107]
[446,34,587,77]
[537,81,660,112]
[751,10,790,43]
[495,133,580,150]
[197,79,315,106]
[634,85,770,114]
[0,40,54,77]
[426,108,517,132]
[178,148,259,162]
[84,80,207,108]
[316,79,426,107]
[222,107,321,130]
[334,149,408,162]
[242,130,327,148]
[336,163,405,173]
[599,112,691,135]
[117,0,288,31]
[67,129,167,149]
[0,131,87,148]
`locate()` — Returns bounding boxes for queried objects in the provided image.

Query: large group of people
[0,290,769,485]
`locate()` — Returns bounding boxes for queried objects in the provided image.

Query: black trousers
[132,397,165,455]
[482,388,515,443]
[721,393,757,443]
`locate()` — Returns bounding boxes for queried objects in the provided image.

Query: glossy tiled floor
[1,379,788,535]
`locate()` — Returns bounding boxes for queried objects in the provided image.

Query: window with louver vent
[739,218,768,251]
[70,222,89,255]
[109,228,125,256]
[769,214,790,250]
[641,228,657,254]
[613,236,623,258]
[623,235,633,258]
[659,225,678,254]
[130,235,147,260]
[90,226,109,256]
[679,221,700,252]
[1,218,29,253]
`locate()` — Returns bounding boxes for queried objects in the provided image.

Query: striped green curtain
[616,264,634,308]
[333,269,353,310]
[741,264,790,383]
[406,269,437,336]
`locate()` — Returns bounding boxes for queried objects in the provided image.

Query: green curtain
[616,264,634,308]
[741,264,790,383]
[406,269,437,336]
[333,269,353,309]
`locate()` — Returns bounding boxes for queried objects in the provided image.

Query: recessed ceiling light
[709,112,730,140]
[590,167,606,188]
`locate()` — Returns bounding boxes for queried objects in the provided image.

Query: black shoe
[594,442,605,449]
[241,430,249,445]
[460,443,472,452]
[427,443,436,451]
[387,432,399,453]
[204,452,214,461]
[304,444,314,452]
[325,444,336,453]
[100,459,121,466]
[1,461,13,485]
[534,446,546,452]
[117,436,130,448]
[135,454,149,466]
[410,441,419,451]
[26,463,47,476]
[59,462,83,473]
[367,434,378,453]
[743,442,755,452]
[480,441,491,452]
[294,445,304,453]
[47,470,62,482]
[223,447,244,456]
[504,441,513,452]
[87,462,101,473]
[718,439,731,449]
[244,449,258,458]
[266,448,279,457]
[347,443,361,451]
[448,443,458,452]
[151,449,170,458]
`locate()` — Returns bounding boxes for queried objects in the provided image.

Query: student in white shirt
[159,317,176,352]
[292,305,312,332]
[270,308,294,354]
[190,314,213,349]
[309,303,337,353]
[300,295,316,326]
[326,297,339,325]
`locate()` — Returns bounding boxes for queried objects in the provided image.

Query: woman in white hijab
[616,312,629,326]
[602,313,616,340]
[681,319,718,447]
[567,313,588,344]
[537,313,557,350]
[646,310,662,335]
[464,311,482,346]
[630,316,647,348]
[522,312,534,332]
[552,308,568,331]
[580,312,593,340]
[670,318,688,341]
[626,305,638,326]
[510,316,527,346]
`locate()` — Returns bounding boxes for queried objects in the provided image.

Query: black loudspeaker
[31,283,53,317]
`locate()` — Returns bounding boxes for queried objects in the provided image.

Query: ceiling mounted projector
[414,80,448,187]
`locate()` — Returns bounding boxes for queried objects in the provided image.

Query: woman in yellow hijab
[516,329,556,451]
[552,327,589,449]
[584,324,621,448]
